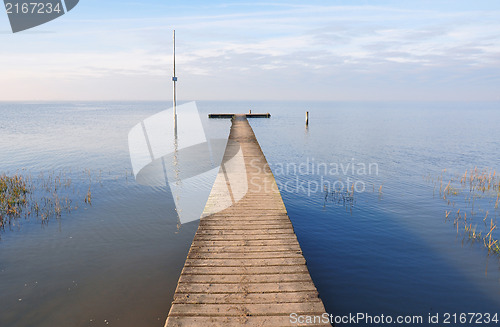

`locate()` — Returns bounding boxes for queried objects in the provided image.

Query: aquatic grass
[323,183,355,212]
[429,167,500,258]
[0,169,106,234]
[0,174,30,226]
[85,186,92,205]
[484,219,500,254]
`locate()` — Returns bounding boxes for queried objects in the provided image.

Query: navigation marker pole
[173,30,178,129]
[171,30,180,191]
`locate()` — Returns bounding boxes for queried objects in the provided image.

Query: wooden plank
[187,252,303,260]
[204,212,288,218]
[166,316,330,327]
[196,225,293,231]
[178,273,313,284]
[175,282,319,294]
[180,264,310,277]
[195,229,294,235]
[169,302,325,316]
[198,226,292,230]
[191,240,300,247]
[184,257,306,267]
[193,234,297,241]
[188,245,303,253]
[165,115,329,327]
[199,220,291,226]
[173,291,321,304]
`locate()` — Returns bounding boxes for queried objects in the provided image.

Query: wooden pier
[165,115,329,327]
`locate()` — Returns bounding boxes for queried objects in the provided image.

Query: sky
[1,0,500,101]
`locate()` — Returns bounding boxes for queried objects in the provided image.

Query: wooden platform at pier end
[165,115,329,327]
[209,113,271,118]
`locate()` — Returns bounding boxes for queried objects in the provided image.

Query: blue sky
[1,0,500,101]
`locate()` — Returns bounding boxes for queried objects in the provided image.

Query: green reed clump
[0,167,131,234]
[0,169,98,232]
[0,174,30,226]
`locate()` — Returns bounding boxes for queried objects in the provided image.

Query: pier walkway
[165,115,329,326]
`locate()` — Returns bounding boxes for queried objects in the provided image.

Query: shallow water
[1,101,499,326]
[249,101,500,323]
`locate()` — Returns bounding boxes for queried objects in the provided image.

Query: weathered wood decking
[165,115,329,327]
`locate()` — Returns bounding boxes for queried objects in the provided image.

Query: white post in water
[172,30,177,126]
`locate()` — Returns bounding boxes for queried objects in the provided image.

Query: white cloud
[1,3,500,100]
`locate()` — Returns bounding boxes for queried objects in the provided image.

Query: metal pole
[173,30,177,125]
[172,30,179,187]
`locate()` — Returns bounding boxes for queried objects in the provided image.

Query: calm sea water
[0,101,499,326]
